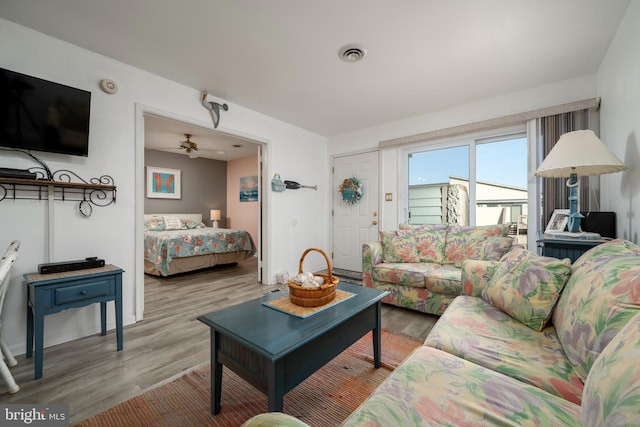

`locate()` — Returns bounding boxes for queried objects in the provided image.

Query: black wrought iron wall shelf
[0,170,116,217]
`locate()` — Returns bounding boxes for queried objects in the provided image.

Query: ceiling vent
[339,44,367,62]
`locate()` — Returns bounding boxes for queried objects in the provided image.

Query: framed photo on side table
[545,209,570,234]
[146,166,181,199]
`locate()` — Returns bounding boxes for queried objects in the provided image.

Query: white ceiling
[1,0,630,159]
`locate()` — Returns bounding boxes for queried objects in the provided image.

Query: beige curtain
[539,108,599,231]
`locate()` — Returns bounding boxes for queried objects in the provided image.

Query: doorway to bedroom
[138,111,265,319]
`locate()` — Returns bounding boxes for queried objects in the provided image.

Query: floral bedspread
[144,228,256,276]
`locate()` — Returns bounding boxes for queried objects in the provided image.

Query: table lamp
[535,130,627,233]
[210,209,221,228]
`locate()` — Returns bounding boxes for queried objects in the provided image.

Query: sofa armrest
[362,241,384,288]
[241,413,310,427]
[460,259,500,297]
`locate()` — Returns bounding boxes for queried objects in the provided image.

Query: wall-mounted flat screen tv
[0,67,91,157]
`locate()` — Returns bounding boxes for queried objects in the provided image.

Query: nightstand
[24,265,124,379]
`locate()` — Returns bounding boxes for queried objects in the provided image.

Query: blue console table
[24,265,123,379]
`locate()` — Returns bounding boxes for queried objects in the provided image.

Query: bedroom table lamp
[210,209,221,228]
[535,130,627,233]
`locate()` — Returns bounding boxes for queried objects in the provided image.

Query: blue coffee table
[197,282,388,414]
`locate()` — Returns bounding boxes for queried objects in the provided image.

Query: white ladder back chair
[0,240,20,394]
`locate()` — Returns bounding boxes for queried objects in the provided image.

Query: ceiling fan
[179,134,198,156]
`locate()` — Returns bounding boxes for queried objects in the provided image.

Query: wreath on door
[339,177,363,205]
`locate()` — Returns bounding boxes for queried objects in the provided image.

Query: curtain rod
[379,97,600,148]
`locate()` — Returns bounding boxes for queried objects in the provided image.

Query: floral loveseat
[242,239,640,426]
[362,223,514,314]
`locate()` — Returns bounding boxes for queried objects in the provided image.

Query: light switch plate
[385,193,393,201]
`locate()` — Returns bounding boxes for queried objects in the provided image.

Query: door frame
[134,104,269,321]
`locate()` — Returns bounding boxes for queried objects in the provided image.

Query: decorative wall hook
[201,90,228,128]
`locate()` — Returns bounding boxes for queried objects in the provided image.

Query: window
[406,131,528,245]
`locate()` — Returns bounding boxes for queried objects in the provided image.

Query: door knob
[372,221,378,225]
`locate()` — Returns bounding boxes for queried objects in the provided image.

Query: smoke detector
[339,44,367,62]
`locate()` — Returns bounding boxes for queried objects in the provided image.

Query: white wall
[0,19,328,356]
[598,1,640,243]
[328,75,598,230]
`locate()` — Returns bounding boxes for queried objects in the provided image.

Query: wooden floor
[0,257,437,423]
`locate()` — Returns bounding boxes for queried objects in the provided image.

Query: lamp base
[212,220,219,228]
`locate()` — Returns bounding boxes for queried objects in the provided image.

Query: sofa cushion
[482,248,571,331]
[552,239,640,381]
[444,224,510,267]
[582,312,640,427]
[425,296,585,404]
[460,259,500,297]
[396,284,456,315]
[380,230,419,263]
[399,223,447,263]
[373,263,433,287]
[342,346,581,427]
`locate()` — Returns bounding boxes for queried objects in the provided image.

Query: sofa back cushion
[444,224,511,267]
[582,312,640,427]
[398,223,447,263]
[482,247,571,331]
[380,230,419,263]
[553,239,640,381]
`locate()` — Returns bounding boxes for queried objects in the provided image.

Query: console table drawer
[55,280,113,305]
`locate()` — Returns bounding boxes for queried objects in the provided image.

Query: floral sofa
[362,223,514,314]
[242,239,640,426]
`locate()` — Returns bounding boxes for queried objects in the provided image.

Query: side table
[24,264,124,379]
[538,238,606,263]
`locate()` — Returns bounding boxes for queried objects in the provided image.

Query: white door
[332,151,380,272]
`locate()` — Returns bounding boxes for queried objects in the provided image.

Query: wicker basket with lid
[288,248,339,307]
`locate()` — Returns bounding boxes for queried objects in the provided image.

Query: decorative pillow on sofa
[163,216,186,231]
[380,230,419,263]
[482,247,571,331]
[398,223,447,263]
[445,224,510,267]
[144,218,165,231]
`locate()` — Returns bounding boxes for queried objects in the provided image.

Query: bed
[143,214,256,277]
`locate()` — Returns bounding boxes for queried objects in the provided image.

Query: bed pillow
[482,248,571,331]
[184,219,206,229]
[380,230,419,263]
[144,218,165,231]
[163,216,186,231]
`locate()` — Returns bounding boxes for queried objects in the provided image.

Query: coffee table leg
[373,300,382,368]
[211,330,223,414]
[267,362,284,412]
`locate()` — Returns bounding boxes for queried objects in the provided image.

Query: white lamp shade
[210,209,221,221]
[535,130,627,177]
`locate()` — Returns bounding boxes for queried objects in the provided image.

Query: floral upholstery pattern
[363,224,515,315]
[425,296,585,404]
[552,239,640,381]
[144,217,165,231]
[483,248,571,331]
[460,259,500,297]
[342,346,581,427]
[444,224,510,267]
[582,312,640,427]
[399,223,447,263]
[379,230,419,263]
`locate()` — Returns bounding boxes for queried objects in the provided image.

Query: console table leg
[115,279,123,351]
[26,304,33,358]
[100,302,107,336]
[34,313,44,379]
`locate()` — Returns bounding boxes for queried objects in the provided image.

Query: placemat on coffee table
[263,289,355,318]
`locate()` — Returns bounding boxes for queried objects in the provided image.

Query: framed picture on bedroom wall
[146,166,181,199]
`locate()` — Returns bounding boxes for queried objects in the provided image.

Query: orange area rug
[74,329,421,427]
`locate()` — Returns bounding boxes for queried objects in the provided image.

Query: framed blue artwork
[240,175,258,202]
[146,166,181,199]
